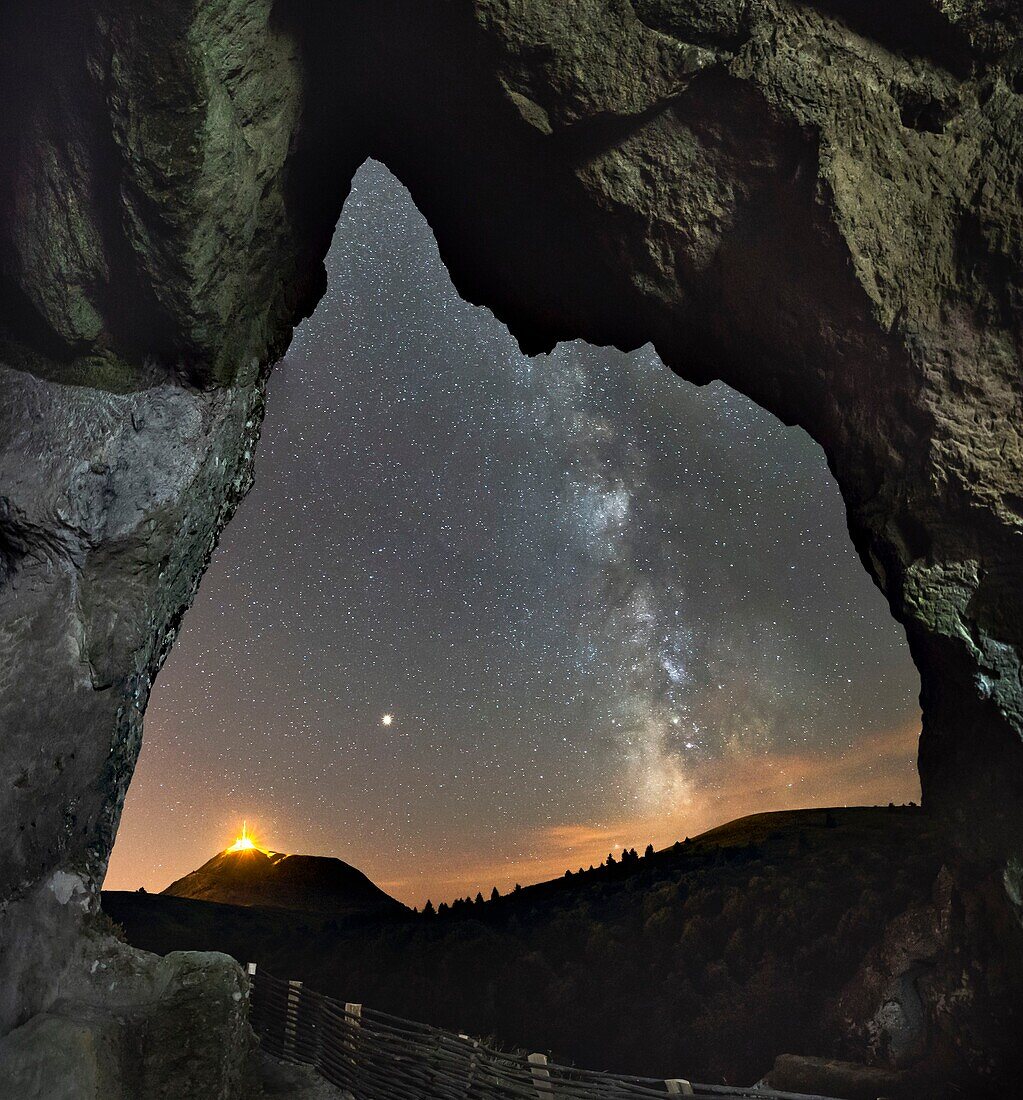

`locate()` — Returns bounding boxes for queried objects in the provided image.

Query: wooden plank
[665,1081,695,1096]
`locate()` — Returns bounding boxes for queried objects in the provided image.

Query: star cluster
[106,162,921,904]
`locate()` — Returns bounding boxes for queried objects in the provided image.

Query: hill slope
[161,848,406,917]
[106,806,941,1085]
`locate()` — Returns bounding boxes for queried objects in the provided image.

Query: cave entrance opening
[94,152,934,1085]
[105,159,921,908]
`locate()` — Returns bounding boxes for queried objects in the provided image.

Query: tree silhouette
[490,886,500,902]
[423,900,436,918]
[644,843,655,859]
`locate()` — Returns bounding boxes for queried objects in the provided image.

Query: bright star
[381,714,393,726]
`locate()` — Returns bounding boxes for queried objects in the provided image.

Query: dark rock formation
[765,1054,908,1100]
[1,0,1021,1092]
[0,935,254,1099]
[162,848,407,917]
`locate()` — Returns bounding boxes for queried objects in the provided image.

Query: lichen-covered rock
[0,360,262,1040]
[0,0,308,383]
[830,863,1023,1086]
[0,1012,123,1100]
[0,943,253,1099]
[1,0,1022,1090]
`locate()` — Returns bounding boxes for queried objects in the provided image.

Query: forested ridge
[105,806,940,1082]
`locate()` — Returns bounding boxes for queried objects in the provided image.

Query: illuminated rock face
[0,0,1021,1088]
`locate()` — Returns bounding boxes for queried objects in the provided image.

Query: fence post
[284,980,303,1058]
[459,1033,480,1095]
[666,1081,695,1095]
[245,964,258,1035]
[344,1001,362,1079]
[245,964,257,1014]
[529,1053,554,1098]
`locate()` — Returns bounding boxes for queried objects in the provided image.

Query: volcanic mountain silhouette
[162,847,406,917]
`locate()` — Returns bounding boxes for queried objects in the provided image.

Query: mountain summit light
[226,822,265,855]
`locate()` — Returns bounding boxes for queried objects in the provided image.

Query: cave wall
[1,0,1021,1087]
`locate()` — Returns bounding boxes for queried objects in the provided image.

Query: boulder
[0,943,255,1099]
[767,1054,907,1100]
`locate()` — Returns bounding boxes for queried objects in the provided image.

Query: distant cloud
[381,721,920,904]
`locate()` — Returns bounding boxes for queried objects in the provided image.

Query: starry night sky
[105,161,921,905]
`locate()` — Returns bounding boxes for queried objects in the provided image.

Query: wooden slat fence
[247,965,840,1100]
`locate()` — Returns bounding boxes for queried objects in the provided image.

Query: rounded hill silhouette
[162,847,406,917]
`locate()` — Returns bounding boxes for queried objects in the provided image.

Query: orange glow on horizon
[104,720,921,903]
